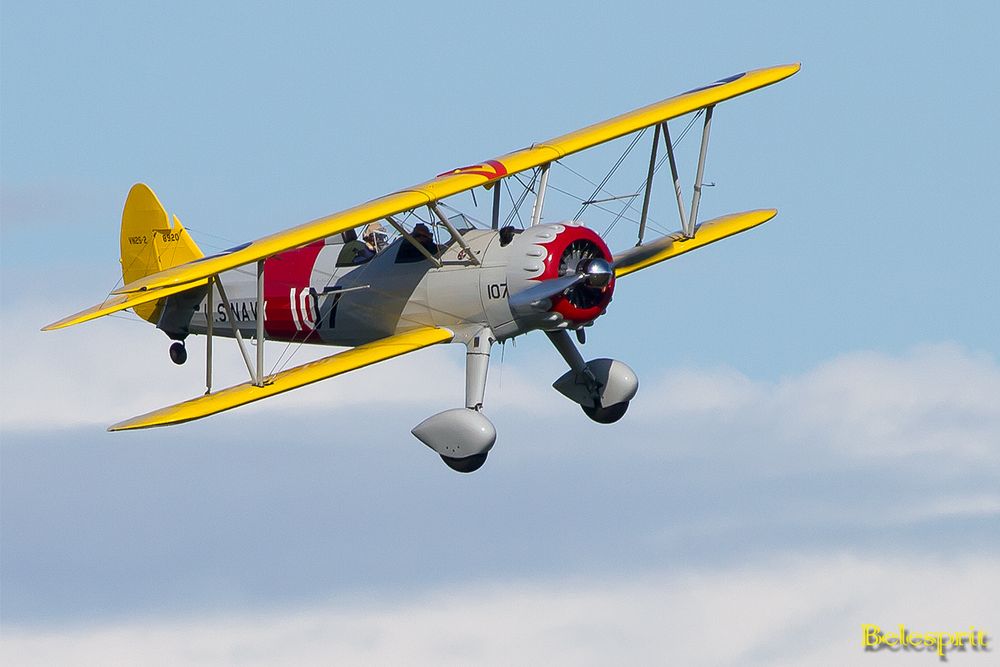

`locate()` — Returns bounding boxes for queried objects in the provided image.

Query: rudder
[120,184,203,322]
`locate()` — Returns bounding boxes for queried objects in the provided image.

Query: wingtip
[774,63,801,79]
[41,319,70,332]
[40,313,98,331]
[108,416,149,432]
[753,208,779,226]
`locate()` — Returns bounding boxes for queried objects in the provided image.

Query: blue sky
[2,1,998,664]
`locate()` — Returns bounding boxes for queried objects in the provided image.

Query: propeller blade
[509,273,585,312]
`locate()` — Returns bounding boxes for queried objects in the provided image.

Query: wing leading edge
[109,326,454,431]
[113,63,800,295]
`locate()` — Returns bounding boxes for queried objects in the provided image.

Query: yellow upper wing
[115,63,800,295]
[109,326,454,431]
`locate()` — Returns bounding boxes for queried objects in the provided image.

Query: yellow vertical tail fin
[120,184,203,322]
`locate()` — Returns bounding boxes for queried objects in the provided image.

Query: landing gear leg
[465,328,494,410]
[437,328,495,473]
[412,328,498,473]
[546,330,601,403]
[169,341,187,365]
[424,327,496,473]
[547,330,635,423]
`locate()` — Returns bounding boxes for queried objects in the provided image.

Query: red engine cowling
[539,224,615,325]
[503,222,615,331]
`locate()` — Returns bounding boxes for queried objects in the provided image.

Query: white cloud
[633,344,1000,467]
[2,553,996,666]
[773,345,1000,461]
[5,305,999,666]
[5,301,999,475]
[894,493,1000,523]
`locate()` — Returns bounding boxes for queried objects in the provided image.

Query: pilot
[349,241,374,264]
[411,223,437,253]
[363,222,388,252]
[396,222,439,263]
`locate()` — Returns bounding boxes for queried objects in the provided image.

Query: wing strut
[430,203,481,265]
[215,278,258,384]
[637,105,716,246]
[206,280,214,393]
[637,123,661,243]
[529,163,551,226]
[687,105,714,238]
[212,261,268,388]
[491,183,502,230]
[255,259,265,385]
[661,121,690,242]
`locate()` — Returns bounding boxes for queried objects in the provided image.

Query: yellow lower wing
[613,209,777,278]
[43,279,209,331]
[109,326,454,431]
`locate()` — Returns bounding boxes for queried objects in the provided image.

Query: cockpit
[391,209,482,264]
[329,206,523,267]
[333,223,390,267]
[395,223,439,263]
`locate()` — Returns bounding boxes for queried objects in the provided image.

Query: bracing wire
[502,169,536,228]
[600,110,704,238]
[573,127,647,220]
[551,109,704,240]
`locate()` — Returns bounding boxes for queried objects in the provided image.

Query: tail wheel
[169,341,188,365]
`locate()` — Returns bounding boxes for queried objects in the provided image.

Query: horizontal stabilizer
[109,326,454,431]
[42,279,209,331]
[613,209,777,278]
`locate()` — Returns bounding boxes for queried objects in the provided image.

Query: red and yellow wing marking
[109,326,454,431]
[114,64,799,295]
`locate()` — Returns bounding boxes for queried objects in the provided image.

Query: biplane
[45,63,800,472]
